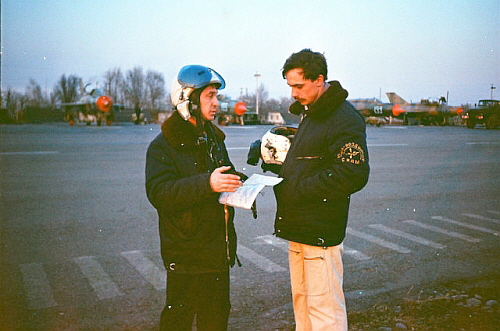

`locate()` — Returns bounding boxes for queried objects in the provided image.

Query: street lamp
[491,84,496,100]
[254,73,261,115]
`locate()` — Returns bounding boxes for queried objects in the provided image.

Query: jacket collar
[161,111,226,149]
[289,80,348,120]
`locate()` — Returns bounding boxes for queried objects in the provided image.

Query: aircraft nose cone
[392,104,405,117]
[96,96,113,112]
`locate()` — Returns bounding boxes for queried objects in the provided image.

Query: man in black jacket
[274,49,370,330]
[145,65,243,331]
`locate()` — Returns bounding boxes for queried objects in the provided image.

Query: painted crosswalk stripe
[465,142,500,145]
[367,143,408,147]
[19,263,58,309]
[462,213,500,225]
[0,151,59,155]
[369,224,445,249]
[403,220,481,243]
[121,250,166,291]
[73,256,123,300]
[226,147,253,150]
[255,235,288,252]
[343,246,371,261]
[256,234,371,261]
[346,228,411,253]
[237,245,287,272]
[432,216,499,236]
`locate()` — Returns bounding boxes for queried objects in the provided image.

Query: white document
[219,174,283,209]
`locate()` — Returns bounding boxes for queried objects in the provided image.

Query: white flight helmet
[170,65,225,120]
[260,126,297,165]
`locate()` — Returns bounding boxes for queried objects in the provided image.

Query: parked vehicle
[462,99,500,129]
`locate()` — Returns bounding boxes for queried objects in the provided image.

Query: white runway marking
[465,142,500,145]
[347,228,411,253]
[343,246,371,261]
[369,224,445,249]
[255,234,288,252]
[73,256,123,300]
[226,147,252,150]
[403,220,481,243]
[462,213,500,225]
[0,151,59,155]
[256,234,371,261]
[432,216,499,236]
[367,143,408,147]
[237,245,287,273]
[19,263,58,309]
[121,250,166,291]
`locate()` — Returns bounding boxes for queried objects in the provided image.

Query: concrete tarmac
[1,123,499,330]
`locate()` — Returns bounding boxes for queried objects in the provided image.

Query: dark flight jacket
[145,112,237,273]
[274,81,370,247]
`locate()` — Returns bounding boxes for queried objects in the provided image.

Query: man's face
[285,68,324,106]
[199,85,219,121]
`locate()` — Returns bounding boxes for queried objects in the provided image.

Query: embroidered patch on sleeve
[337,142,366,165]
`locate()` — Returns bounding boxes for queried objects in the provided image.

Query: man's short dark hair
[282,49,328,81]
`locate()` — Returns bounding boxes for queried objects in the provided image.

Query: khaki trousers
[288,241,347,331]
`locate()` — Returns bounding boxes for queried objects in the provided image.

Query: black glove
[261,162,281,175]
[247,139,261,166]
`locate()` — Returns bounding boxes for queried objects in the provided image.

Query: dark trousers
[160,270,230,331]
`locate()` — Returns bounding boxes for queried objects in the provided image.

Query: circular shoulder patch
[337,142,365,165]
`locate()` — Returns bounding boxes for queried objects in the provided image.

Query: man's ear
[314,74,325,86]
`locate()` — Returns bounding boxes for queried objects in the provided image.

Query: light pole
[491,84,496,100]
[254,73,261,115]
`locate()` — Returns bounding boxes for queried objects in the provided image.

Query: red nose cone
[96,96,113,112]
[234,101,247,116]
[392,104,405,117]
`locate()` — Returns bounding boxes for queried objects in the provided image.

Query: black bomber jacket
[145,112,238,273]
[274,81,370,246]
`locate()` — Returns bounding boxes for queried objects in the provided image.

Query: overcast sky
[1,0,499,105]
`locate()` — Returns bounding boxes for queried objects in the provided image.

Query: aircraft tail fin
[386,92,407,105]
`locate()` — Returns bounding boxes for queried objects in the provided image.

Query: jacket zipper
[224,205,230,262]
[296,156,323,160]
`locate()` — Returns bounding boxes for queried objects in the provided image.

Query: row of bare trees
[103,67,167,111]
[1,66,293,120]
[1,66,167,114]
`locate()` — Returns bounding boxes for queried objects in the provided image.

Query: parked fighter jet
[350,92,463,126]
[349,97,404,126]
[60,84,114,126]
[386,92,463,126]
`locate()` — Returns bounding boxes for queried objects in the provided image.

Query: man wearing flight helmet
[145,65,245,331]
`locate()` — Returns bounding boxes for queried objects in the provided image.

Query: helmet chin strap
[188,105,208,146]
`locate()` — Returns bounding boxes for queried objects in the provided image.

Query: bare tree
[257,83,269,107]
[123,66,145,109]
[145,70,165,110]
[103,67,124,104]
[280,96,294,111]
[3,88,26,121]
[123,66,145,124]
[54,74,81,103]
[25,79,47,107]
[263,98,280,112]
